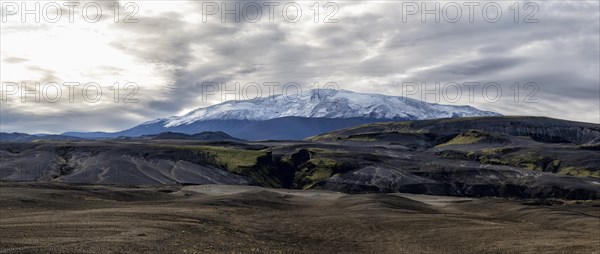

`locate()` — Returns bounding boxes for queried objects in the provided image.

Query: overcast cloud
[1,0,599,133]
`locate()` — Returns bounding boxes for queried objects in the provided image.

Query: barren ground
[1,182,599,254]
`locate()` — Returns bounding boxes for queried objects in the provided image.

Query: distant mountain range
[121,131,243,141]
[0,132,86,142]
[0,131,242,142]
[62,89,500,140]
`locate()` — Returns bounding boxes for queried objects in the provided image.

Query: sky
[1,0,599,134]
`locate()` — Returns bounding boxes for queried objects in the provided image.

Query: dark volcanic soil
[1,182,598,254]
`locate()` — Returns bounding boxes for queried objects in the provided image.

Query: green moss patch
[437,130,507,147]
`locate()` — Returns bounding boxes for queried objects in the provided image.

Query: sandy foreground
[0,182,599,254]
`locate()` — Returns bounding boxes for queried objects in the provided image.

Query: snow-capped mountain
[155,89,499,127]
[65,89,500,140]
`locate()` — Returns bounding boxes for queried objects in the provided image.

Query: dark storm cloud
[110,12,196,67]
[436,58,524,76]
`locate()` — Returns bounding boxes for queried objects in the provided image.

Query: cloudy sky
[1,0,599,133]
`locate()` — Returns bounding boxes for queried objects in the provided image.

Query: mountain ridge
[309,116,600,145]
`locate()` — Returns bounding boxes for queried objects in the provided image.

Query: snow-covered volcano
[156,89,499,127]
[65,89,500,140]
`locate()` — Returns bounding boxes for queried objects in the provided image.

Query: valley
[2,116,600,253]
[2,116,599,199]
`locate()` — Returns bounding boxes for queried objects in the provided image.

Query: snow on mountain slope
[154,89,499,127]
